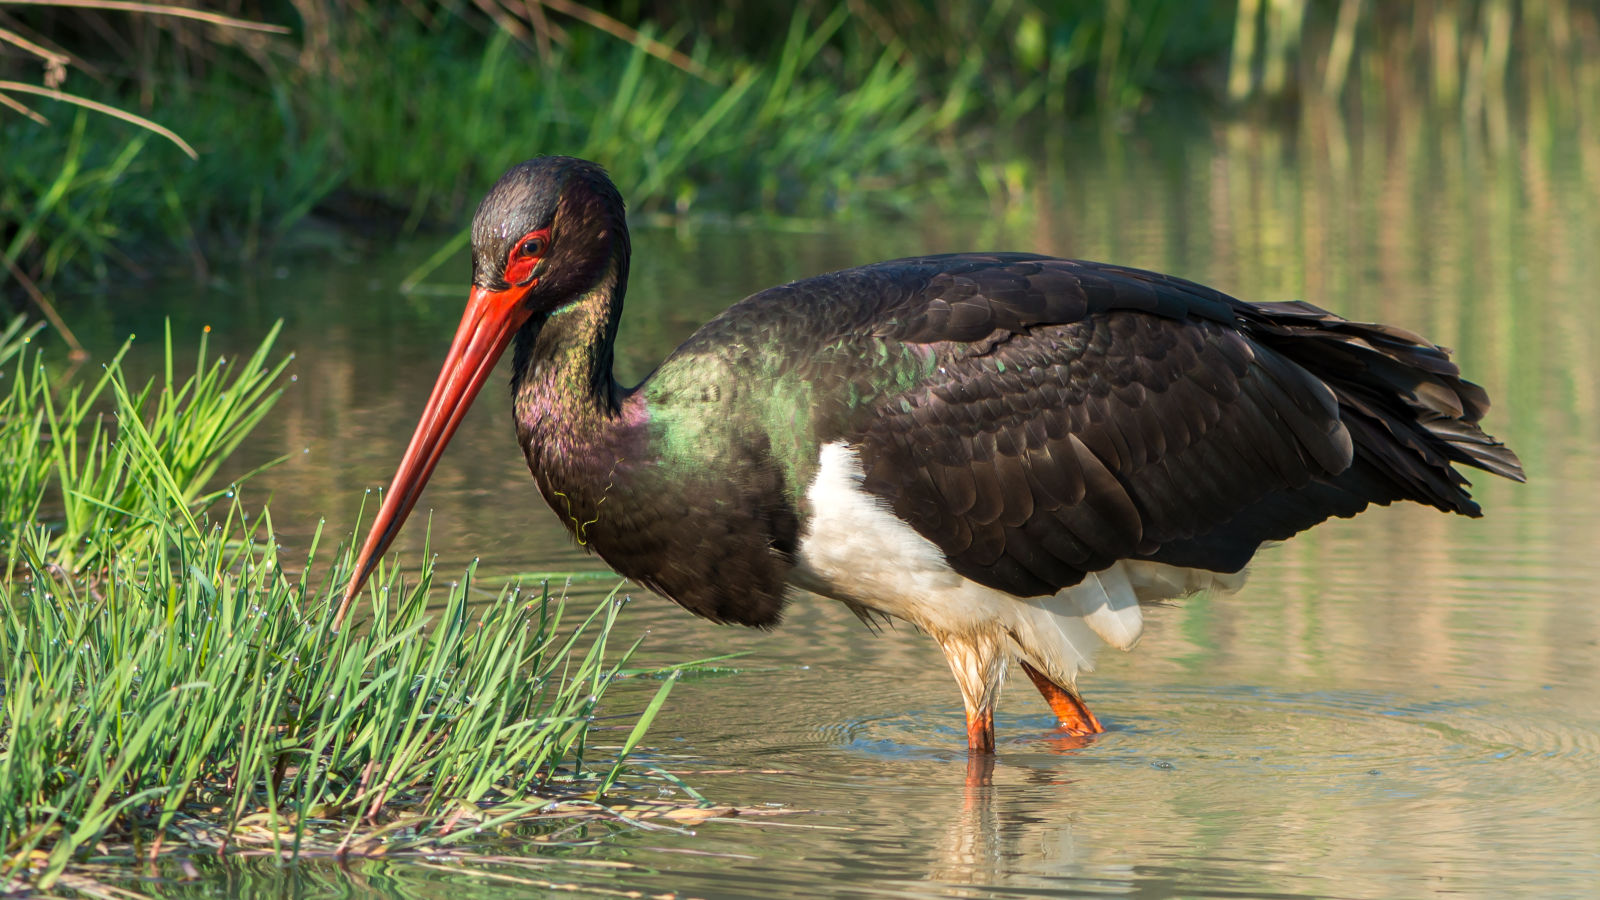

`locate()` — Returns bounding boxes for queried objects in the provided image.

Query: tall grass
[318,6,975,223]
[0,1,1252,297]
[0,323,679,891]
[0,319,284,569]
[1226,0,1581,111]
[4,2,1597,297]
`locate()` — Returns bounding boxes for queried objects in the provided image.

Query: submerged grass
[0,322,682,891]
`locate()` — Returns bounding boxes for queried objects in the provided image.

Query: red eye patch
[504,227,551,286]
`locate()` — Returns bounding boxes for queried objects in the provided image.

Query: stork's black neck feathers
[505,158,631,422]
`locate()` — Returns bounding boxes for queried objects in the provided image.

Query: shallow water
[76,108,1600,897]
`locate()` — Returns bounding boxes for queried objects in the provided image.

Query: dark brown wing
[836,254,1519,597]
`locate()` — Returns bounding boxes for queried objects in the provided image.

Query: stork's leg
[937,633,1007,754]
[965,748,996,786]
[1020,660,1104,735]
[966,705,995,753]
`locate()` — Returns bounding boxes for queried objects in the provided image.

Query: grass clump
[0,320,287,573]
[0,322,679,891]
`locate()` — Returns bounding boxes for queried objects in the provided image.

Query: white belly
[790,442,1245,690]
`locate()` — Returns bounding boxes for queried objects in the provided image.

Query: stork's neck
[509,248,633,462]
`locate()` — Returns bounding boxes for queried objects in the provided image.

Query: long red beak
[333,283,534,632]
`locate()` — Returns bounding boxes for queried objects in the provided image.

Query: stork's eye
[503,228,552,286]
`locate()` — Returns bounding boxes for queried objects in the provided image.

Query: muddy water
[81,109,1600,897]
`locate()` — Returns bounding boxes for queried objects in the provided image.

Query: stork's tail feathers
[1006,561,1246,690]
[1245,300,1525,514]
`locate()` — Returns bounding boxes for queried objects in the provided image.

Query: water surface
[76,109,1600,898]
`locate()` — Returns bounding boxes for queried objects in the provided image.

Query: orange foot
[1020,660,1105,736]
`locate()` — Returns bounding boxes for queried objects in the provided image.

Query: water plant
[0,322,679,891]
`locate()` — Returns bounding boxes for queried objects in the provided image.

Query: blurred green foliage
[2,1,1594,299]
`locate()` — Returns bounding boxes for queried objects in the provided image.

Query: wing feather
[838,254,1515,596]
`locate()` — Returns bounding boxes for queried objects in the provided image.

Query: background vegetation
[4,1,1596,310]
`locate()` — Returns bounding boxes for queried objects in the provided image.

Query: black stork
[339,156,1523,753]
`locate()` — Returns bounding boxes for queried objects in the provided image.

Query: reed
[1224,0,1582,108]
